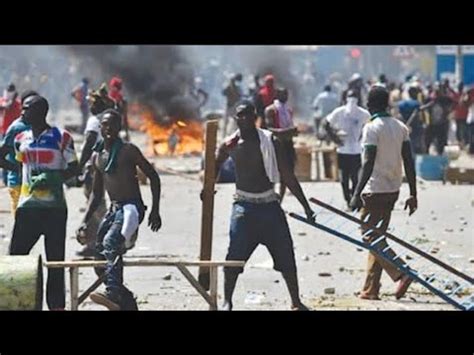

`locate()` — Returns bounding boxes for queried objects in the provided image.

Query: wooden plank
[176,264,214,307]
[69,267,79,311]
[314,149,321,181]
[331,150,339,182]
[78,273,105,306]
[445,167,474,184]
[77,255,121,306]
[209,266,218,311]
[314,147,337,153]
[45,259,246,269]
[198,120,219,290]
[294,146,312,181]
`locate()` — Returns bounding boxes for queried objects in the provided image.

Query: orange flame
[138,106,204,156]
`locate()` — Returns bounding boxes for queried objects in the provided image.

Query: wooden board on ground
[444,167,474,184]
[198,120,218,290]
[294,146,312,181]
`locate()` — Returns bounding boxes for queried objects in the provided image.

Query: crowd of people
[220,71,474,159]
[314,73,474,156]
[0,62,472,311]
[0,77,162,311]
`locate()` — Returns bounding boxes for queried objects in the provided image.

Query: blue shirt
[1,117,30,187]
[398,99,421,130]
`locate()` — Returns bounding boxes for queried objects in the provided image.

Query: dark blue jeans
[225,200,297,275]
[96,201,145,296]
[469,123,474,154]
[410,127,424,156]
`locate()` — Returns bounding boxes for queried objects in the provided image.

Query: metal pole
[456,45,463,85]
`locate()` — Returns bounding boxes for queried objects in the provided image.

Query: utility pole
[455,45,463,85]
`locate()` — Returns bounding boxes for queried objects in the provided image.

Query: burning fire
[138,105,204,156]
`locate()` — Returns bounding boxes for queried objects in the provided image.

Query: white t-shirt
[83,115,102,167]
[326,105,370,155]
[313,91,339,118]
[84,115,102,145]
[361,115,410,194]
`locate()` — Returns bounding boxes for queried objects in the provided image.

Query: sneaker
[395,275,413,300]
[90,291,121,311]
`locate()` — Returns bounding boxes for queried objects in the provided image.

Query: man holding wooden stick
[213,100,315,310]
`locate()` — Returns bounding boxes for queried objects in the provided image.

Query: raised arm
[273,137,314,221]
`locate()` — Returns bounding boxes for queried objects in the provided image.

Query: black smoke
[66,45,197,120]
[238,46,299,97]
[66,45,307,119]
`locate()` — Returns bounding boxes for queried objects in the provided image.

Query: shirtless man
[79,109,162,310]
[214,100,315,310]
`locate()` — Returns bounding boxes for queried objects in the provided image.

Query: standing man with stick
[350,86,417,301]
[213,100,315,310]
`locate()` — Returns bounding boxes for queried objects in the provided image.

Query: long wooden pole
[69,267,79,311]
[46,260,245,268]
[198,120,218,290]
